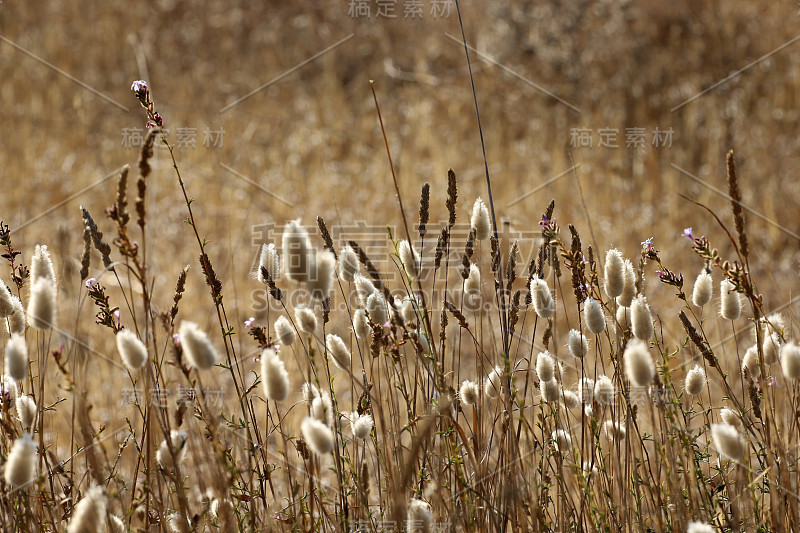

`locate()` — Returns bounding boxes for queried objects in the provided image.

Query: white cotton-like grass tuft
[5,433,36,489]
[295,305,317,335]
[465,264,481,295]
[350,412,374,439]
[326,334,352,371]
[604,249,625,298]
[256,243,280,284]
[741,345,761,379]
[31,244,56,286]
[338,245,360,283]
[459,380,479,406]
[156,430,188,471]
[535,351,555,383]
[306,250,336,301]
[416,330,431,354]
[115,329,148,370]
[602,420,626,441]
[562,390,580,410]
[687,522,715,533]
[401,297,417,325]
[485,366,503,399]
[398,240,421,278]
[7,295,25,336]
[541,379,560,403]
[720,408,744,433]
[720,279,742,321]
[692,270,713,308]
[178,321,218,370]
[66,485,106,533]
[166,512,189,533]
[471,198,491,241]
[631,294,653,341]
[301,417,334,456]
[5,334,28,381]
[366,292,388,326]
[594,375,614,405]
[108,515,126,533]
[530,274,555,319]
[261,348,290,402]
[568,329,588,359]
[0,279,14,317]
[311,393,334,427]
[711,422,746,462]
[781,342,800,380]
[407,499,434,533]
[584,298,605,335]
[27,277,56,330]
[617,259,637,308]
[763,332,780,365]
[3,375,18,408]
[282,219,311,282]
[685,365,706,396]
[301,382,320,404]
[354,274,378,307]
[552,429,572,453]
[353,308,371,340]
[625,339,655,387]
[616,306,631,332]
[274,315,296,347]
[16,394,36,429]
[578,378,594,405]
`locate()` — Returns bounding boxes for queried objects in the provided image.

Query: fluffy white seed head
[568,329,589,359]
[301,382,320,404]
[578,378,595,405]
[326,334,352,371]
[562,390,580,410]
[692,270,713,308]
[301,417,334,456]
[470,198,491,241]
[541,379,560,403]
[398,240,421,278]
[7,295,25,336]
[594,375,614,405]
[687,522,715,533]
[256,243,280,284]
[401,297,417,325]
[617,259,637,307]
[31,244,56,286]
[27,277,56,330]
[66,485,107,533]
[781,342,800,380]
[5,334,28,381]
[485,366,503,399]
[763,332,780,365]
[685,365,706,396]
[311,393,334,427]
[354,274,378,307]
[156,430,188,471]
[711,422,746,462]
[2,375,18,408]
[16,394,36,429]
[720,279,742,321]
[350,412,374,439]
[407,499,433,533]
[5,433,36,489]
[719,408,744,433]
[261,348,290,402]
[366,292,388,326]
[459,380,479,406]
[465,264,481,295]
[741,345,761,379]
[616,306,631,332]
[552,429,572,453]
[584,297,606,335]
[108,515,126,533]
[295,305,317,335]
[535,351,555,382]
[530,274,555,319]
[602,420,626,441]
[115,329,148,370]
[282,219,311,282]
[630,295,653,341]
[274,315,296,347]
[338,245,360,283]
[625,338,655,387]
[0,279,14,317]
[353,308,371,340]
[178,321,218,370]
[306,250,335,301]
[604,249,625,298]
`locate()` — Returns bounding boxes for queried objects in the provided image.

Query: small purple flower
[85,278,97,289]
[114,309,121,324]
[244,317,255,328]
[173,333,181,345]
[641,237,654,250]
[130,80,147,93]
[539,215,549,227]
[681,227,694,241]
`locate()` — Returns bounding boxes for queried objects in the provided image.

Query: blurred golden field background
[2,1,800,530]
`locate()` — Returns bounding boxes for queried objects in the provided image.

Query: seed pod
[720,408,744,433]
[5,433,36,488]
[256,243,280,284]
[306,250,335,301]
[616,306,631,332]
[781,342,800,380]
[541,378,560,403]
[407,499,434,533]
[311,393,334,427]
[594,375,614,405]
[16,394,36,429]
[741,345,761,379]
[617,259,636,307]
[602,420,626,440]
[465,264,481,295]
[562,390,580,410]
[552,429,572,453]
[398,240,420,278]
[366,292,388,326]
[353,309,371,340]
[27,277,56,330]
[66,485,107,533]
[156,429,188,471]
[6,295,25,336]
[577,377,594,405]
[350,412,374,439]
[282,219,311,282]
[485,366,503,399]
[354,274,378,307]
[0,279,14,317]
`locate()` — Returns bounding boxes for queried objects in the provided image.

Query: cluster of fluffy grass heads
[0,81,796,533]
